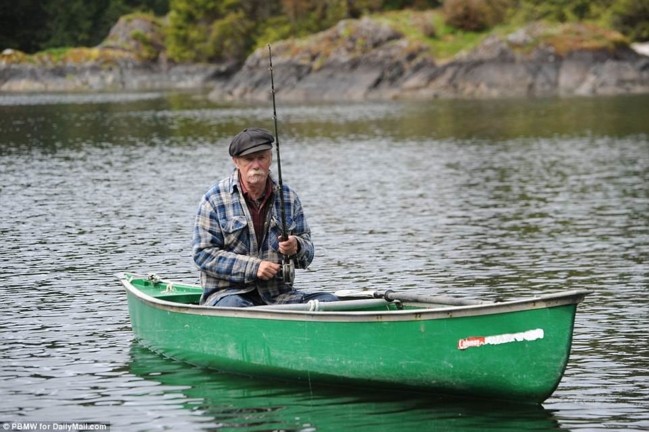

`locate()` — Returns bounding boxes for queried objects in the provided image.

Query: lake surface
[0,91,647,431]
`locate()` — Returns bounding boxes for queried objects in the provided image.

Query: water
[0,91,648,431]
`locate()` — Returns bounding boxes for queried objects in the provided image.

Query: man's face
[233,150,272,188]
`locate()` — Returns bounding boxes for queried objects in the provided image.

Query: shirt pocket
[221,216,249,254]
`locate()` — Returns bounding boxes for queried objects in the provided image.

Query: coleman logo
[458,328,544,350]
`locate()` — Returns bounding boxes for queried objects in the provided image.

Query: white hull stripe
[458,328,544,350]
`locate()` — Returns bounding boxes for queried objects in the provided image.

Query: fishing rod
[268,44,288,242]
[268,44,294,286]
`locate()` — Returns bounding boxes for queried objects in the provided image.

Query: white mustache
[247,169,268,181]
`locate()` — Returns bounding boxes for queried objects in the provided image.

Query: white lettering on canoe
[457,328,544,350]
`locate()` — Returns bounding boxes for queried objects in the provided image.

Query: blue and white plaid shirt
[193,169,314,304]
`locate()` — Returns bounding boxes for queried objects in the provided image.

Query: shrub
[413,13,437,37]
[254,16,295,49]
[508,0,615,23]
[443,0,509,32]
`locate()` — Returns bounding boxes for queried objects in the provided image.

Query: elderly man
[193,127,338,307]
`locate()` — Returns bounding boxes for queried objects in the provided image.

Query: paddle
[335,289,493,306]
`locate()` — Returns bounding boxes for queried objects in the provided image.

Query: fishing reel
[276,259,295,287]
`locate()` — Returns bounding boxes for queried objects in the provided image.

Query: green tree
[0,0,169,53]
[0,0,49,52]
[166,0,226,62]
[209,10,255,61]
[43,0,108,48]
[166,0,282,62]
[611,0,649,41]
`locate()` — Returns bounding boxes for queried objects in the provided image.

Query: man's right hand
[257,260,280,280]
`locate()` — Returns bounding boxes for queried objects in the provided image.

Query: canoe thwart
[251,298,398,312]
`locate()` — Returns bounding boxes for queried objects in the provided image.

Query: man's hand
[256,236,299,280]
[257,260,280,280]
[278,235,299,256]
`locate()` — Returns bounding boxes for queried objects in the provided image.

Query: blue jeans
[213,291,338,307]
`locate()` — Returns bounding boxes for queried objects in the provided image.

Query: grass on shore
[375,9,629,61]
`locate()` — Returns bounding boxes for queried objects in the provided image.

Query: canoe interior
[156,292,202,305]
[128,274,434,311]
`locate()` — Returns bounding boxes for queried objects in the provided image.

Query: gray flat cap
[229,127,274,157]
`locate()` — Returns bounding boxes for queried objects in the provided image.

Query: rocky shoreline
[2,17,648,100]
[0,61,223,92]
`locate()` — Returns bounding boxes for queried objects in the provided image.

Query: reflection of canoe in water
[128,343,564,431]
[118,272,590,404]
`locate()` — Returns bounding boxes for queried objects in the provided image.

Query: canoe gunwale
[118,273,591,323]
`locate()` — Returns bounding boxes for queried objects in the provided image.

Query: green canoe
[118,272,590,404]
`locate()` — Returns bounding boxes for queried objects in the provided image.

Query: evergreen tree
[0,0,49,52]
[0,0,169,53]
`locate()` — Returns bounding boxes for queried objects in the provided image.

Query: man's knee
[213,294,254,308]
[304,292,339,303]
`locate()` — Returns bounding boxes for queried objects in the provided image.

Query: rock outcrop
[209,20,649,101]
[210,18,433,102]
[413,22,649,98]
[0,15,221,92]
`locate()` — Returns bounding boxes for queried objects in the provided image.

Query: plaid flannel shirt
[193,169,314,305]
